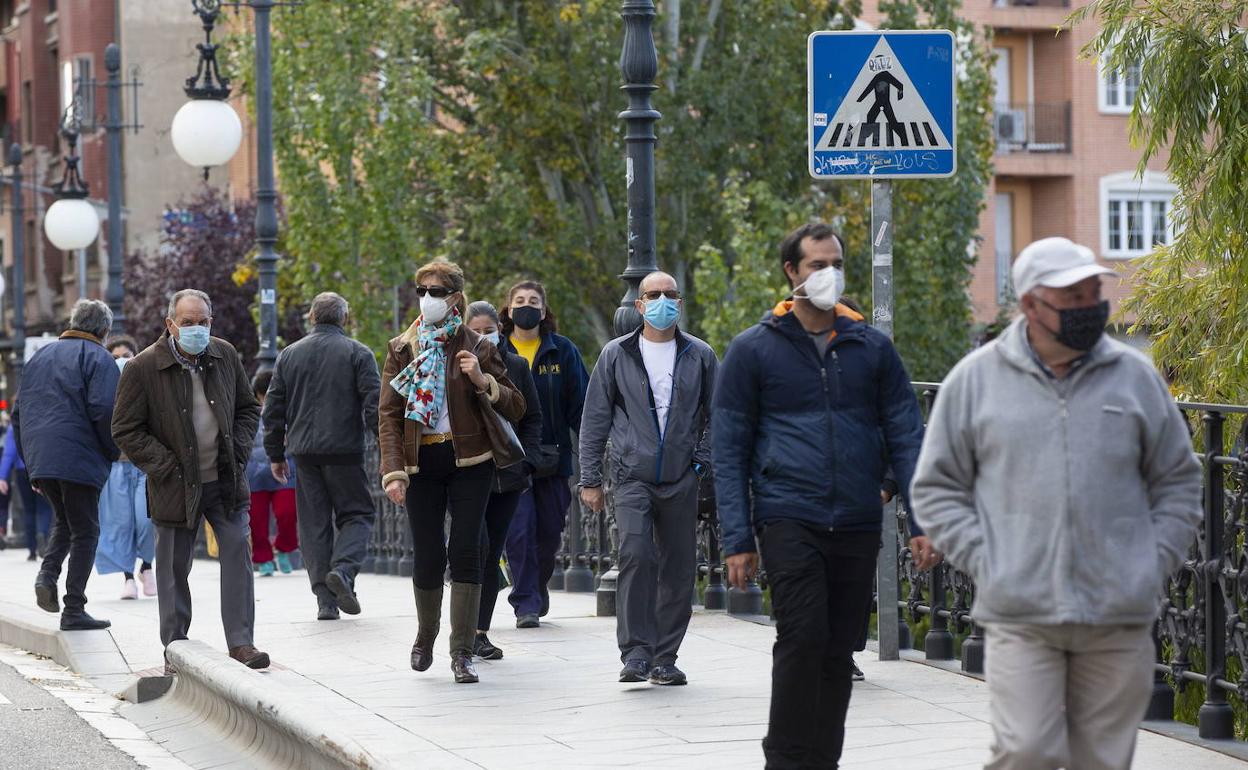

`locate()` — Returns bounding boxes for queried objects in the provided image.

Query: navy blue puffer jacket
[712,302,924,557]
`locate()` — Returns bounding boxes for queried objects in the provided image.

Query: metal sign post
[872,180,902,661]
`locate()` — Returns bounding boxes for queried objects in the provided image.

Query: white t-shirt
[639,337,678,438]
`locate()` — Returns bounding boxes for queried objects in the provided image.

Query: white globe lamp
[44,198,100,251]
[171,99,242,171]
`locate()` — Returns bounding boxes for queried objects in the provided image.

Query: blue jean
[505,476,570,617]
[95,462,154,575]
[16,469,52,555]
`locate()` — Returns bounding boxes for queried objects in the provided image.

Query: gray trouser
[614,472,699,665]
[984,622,1154,770]
[155,482,255,649]
[295,460,376,606]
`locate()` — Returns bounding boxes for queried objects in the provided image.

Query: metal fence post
[1198,410,1233,739]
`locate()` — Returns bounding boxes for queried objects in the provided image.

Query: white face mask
[420,294,451,324]
[794,266,845,311]
[484,331,501,346]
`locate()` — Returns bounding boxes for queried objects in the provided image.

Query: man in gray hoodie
[579,271,718,687]
[911,237,1202,770]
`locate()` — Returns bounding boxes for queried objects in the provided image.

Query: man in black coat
[14,299,120,630]
[263,292,381,620]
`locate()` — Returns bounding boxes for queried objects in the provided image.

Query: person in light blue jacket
[94,337,155,600]
[0,420,52,560]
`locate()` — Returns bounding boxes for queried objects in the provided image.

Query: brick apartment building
[0,0,217,389]
[861,0,1168,341]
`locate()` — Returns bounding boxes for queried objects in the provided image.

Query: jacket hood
[763,299,867,344]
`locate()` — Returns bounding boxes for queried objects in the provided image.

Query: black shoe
[474,632,503,660]
[850,657,865,682]
[619,659,650,683]
[60,611,110,631]
[35,579,59,614]
[649,663,688,686]
[516,613,539,629]
[325,569,360,615]
[318,604,340,621]
[451,654,479,684]
[26,552,36,562]
[539,585,550,617]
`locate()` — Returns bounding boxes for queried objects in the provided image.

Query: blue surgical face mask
[643,296,681,331]
[484,331,501,346]
[177,325,211,355]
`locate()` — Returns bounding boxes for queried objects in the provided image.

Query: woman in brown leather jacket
[379,260,525,684]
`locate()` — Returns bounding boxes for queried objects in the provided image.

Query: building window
[1100,56,1141,114]
[74,57,93,124]
[21,81,31,144]
[1100,171,1177,259]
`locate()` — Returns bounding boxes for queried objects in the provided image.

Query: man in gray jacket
[911,237,1202,770]
[580,271,717,686]
[263,292,381,620]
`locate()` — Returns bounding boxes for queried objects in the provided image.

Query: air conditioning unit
[995,109,1028,144]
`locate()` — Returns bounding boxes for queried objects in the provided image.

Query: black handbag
[477,392,526,468]
[532,443,562,478]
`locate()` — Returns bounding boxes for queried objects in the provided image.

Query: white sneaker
[140,568,157,597]
[121,578,138,600]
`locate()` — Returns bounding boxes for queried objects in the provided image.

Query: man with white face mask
[712,222,927,768]
[579,271,718,686]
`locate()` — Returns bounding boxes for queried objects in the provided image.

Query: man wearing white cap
[910,237,1202,769]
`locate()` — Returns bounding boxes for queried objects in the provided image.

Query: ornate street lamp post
[173,0,295,372]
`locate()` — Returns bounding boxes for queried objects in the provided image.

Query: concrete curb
[0,599,133,695]
[163,640,391,770]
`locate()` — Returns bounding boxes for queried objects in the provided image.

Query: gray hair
[166,289,213,321]
[465,300,500,326]
[309,292,349,326]
[69,299,113,339]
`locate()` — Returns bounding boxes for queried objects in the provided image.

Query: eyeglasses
[641,290,682,301]
[415,285,454,298]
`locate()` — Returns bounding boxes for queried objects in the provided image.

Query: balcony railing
[994,102,1071,154]
[991,0,1070,7]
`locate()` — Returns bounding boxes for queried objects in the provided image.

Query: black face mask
[511,305,542,331]
[1036,298,1109,352]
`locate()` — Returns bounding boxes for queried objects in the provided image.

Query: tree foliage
[124,188,302,367]
[236,0,991,377]
[1074,1,1248,403]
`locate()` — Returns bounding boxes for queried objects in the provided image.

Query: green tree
[1074,0,1248,403]
[232,0,991,374]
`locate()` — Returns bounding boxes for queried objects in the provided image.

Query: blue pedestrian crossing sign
[808,30,957,179]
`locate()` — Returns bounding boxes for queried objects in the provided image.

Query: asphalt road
[0,659,140,769]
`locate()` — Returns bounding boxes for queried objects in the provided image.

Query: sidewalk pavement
[0,548,1242,769]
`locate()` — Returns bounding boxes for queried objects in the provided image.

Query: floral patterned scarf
[390,309,463,428]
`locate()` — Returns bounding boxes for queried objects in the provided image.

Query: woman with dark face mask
[379,261,526,684]
[497,281,590,629]
[463,301,543,660]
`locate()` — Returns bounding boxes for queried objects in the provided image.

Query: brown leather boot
[449,582,481,684]
[229,645,270,669]
[411,585,443,672]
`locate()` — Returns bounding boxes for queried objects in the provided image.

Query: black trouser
[758,520,879,770]
[406,442,495,590]
[478,489,522,631]
[295,459,376,606]
[36,479,102,614]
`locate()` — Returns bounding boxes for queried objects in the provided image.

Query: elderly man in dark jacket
[262,292,381,620]
[14,299,120,631]
[111,289,267,670]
